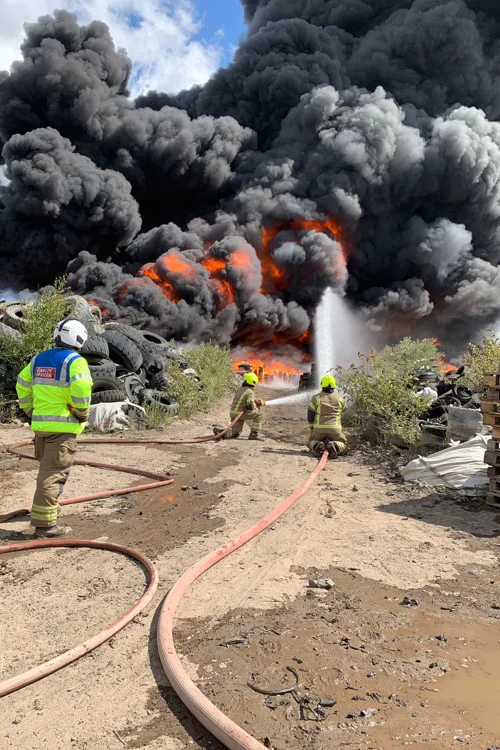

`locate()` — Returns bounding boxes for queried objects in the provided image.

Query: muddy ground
[0,390,499,750]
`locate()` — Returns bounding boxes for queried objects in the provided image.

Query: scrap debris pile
[0,296,200,416]
[416,366,482,447]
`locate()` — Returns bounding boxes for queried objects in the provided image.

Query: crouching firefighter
[16,320,93,537]
[214,372,266,441]
[307,375,348,459]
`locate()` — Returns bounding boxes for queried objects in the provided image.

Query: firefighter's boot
[249,432,265,441]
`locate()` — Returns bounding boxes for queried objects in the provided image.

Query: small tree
[0,279,70,398]
[169,342,234,417]
[336,337,439,445]
[463,335,500,391]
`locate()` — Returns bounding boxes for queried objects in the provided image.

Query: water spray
[267,288,336,407]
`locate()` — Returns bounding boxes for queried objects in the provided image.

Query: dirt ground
[1,390,500,750]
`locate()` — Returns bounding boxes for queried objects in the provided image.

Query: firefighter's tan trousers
[307,427,348,456]
[31,433,77,528]
[224,409,263,438]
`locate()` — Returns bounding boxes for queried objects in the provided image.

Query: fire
[139,263,180,303]
[431,338,458,374]
[232,347,305,384]
[202,256,236,309]
[159,252,196,279]
[260,217,347,295]
[87,299,112,320]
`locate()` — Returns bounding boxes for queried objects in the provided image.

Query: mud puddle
[133,566,500,750]
[64,444,242,558]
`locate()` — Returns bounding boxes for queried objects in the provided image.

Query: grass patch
[463,335,500,391]
[0,279,70,398]
[169,343,234,417]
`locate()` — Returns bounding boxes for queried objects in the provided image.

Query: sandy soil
[1,392,499,749]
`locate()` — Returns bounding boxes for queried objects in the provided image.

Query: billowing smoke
[1,1,500,353]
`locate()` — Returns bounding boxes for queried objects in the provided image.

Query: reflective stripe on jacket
[308,391,345,429]
[230,386,257,416]
[16,347,93,434]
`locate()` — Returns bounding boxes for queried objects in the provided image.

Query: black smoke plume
[1,1,500,350]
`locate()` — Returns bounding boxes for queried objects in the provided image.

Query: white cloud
[0,0,223,97]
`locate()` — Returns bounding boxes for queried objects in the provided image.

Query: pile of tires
[80,318,186,414]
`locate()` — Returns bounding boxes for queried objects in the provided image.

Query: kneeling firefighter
[15,319,93,537]
[307,375,347,459]
[214,372,266,441]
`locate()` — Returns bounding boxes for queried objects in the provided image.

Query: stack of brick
[482,370,500,507]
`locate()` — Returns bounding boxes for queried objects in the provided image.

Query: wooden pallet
[488,466,500,479]
[492,425,500,441]
[483,412,500,428]
[489,476,500,493]
[485,451,500,468]
[484,373,500,388]
[486,491,500,508]
[486,388,500,401]
[487,439,500,453]
[481,400,500,414]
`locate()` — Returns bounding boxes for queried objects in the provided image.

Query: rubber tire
[103,330,143,372]
[141,389,179,415]
[0,321,22,339]
[4,302,30,330]
[81,335,109,358]
[148,371,174,391]
[104,323,146,346]
[122,374,146,402]
[141,331,169,347]
[66,296,92,320]
[92,376,126,393]
[91,389,127,405]
[89,362,117,379]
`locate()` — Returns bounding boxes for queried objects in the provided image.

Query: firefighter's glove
[255,399,266,407]
[70,406,88,423]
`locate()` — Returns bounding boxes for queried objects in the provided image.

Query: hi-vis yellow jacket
[16,347,93,434]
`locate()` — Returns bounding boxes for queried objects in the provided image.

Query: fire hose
[157,450,329,750]
[0,414,329,750]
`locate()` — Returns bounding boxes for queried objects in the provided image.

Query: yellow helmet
[244,372,259,387]
[321,374,337,389]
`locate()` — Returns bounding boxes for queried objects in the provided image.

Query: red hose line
[0,412,244,524]
[0,539,158,698]
[78,410,246,446]
[157,450,329,750]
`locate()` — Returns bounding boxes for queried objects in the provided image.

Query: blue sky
[1,0,248,97]
[197,0,247,65]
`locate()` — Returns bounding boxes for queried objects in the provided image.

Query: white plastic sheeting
[88,400,146,432]
[401,434,489,489]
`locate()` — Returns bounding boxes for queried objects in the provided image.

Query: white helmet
[53,319,88,349]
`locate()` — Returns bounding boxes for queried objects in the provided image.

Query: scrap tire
[123,374,146,402]
[4,302,30,330]
[141,331,169,347]
[91,389,127,405]
[88,362,117,379]
[104,322,146,346]
[81,335,109,358]
[149,371,174,391]
[103,330,143,372]
[141,388,180,416]
[0,321,22,339]
[66,295,92,320]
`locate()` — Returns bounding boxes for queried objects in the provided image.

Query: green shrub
[169,343,234,417]
[463,335,500,391]
[0,279,70,398]
[336,337,440,445]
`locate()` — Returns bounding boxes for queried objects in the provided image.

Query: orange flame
[233,355,301,379]
[260,218,347,294]
[139,263,181,303]
[87,299,112,321]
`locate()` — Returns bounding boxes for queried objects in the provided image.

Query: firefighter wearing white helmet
[307,374,347,459]
[214,371,266,441]
[15,319,93,537]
